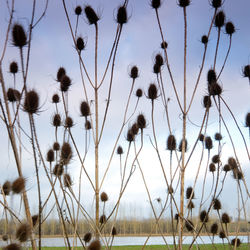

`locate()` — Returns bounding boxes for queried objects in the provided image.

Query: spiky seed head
[12,177,25,194]
[209,163,216,172]
[46,149,55,162]
[76,37,85,51]
[178,139,188,152]
[185,220,194,232]
[117,6,127,25]
[212,154,220,164]
[153,63,161,74]
[53,164,64,176]
[100,192,108,202]
[210,223,218,235]
[223,164,231,172]
[243,65,250,79]
[167,134,176,151]
[24,90,39,114]
[3,243,21,250]
[225,22,235,35]
[203,95,212,108]
[199,133,205,142]
[232,169,243,180]
[205,136,213,150]
[207,69,217,84]
[60,75,71,92]
[112,226,117,236]
[219,231,226,239]
[32,214,38,226]
[117,145,123,155]
[155,54,163,67]
[52,94,60,103]
[61,142,72,165]
[52,114,61,127]
[57,67,66,82]
[53,142,60,151]
[136,88,143,98]
[186,186,194,199]
[215,11,225,28]
[221,213,230,224]
[88,239,101,250]
[2,234,8,241]
[7,88,20,102]
[84,6,99,25]
[228,157,237,169]
[65,116,74,128]
[214,132,222,141]
[213,198,221,210]
[178,0,190,7]
[208,82,222,96]
[12,24,27,48]
[131,123,139,135]
[10,61,18,74]
[174,213,179,221]
[211,0,222,8]
[245,113,250,127]
[151,0,161,9]
[187,201,195,210]
[231,238,241,247]
[85,120,92,130]
[200,210,209,223]
[64,173,72,187]
[130,66,139,79]
[99,214,107,224]
[201,35,208,44]
[83,232,92,243]
[161,41,168,49]
[147,83,158,100]
[137,114,146,130]
[2,181,11,196]
[80,101,90,117]
[16,223,30,242]
[75,6,82,15]
[126,129,135,142]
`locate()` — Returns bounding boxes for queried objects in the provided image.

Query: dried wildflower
[117,146,123,155]
[24,90,39,114]
[214,132,222,141]
[187,201,194,210]
[205,136,213,150]
[52,114,61,127]
[199,133,204,142]
[213,198,221,210]
[85,120,92,130]
[232,169,243,180]
[65,116,74,128]
[76,37,85,51]
[57,67,66,82]
[83,232,92,243]
[221,213,230,224]
[117,6,127,25]
[153,63,161,74]
[147,83,158,100]
[61,142,72,164]
[207,69,217,84]
[126,129,135,142]
[84,6,99,25]
[167,134,176,151]
[7,88,21,102]
[100,192,108,202]
[12,24,27,48]
[99,214,107,224]
[12,177,25,194]
[203,95,212,108]
[112,226,117,236]
[210,223,218,235]
[60,75,71,92]
[186,186,194,199]
[75,6,82,15]
[46,149,55,162]
[2,181,11,196]
[52,94,60,103]
[53,164,64,176]
[185,219,194,232]
[80,101,90,117]
[136,88,143,98]
[53,142,60,151]
[178,139,187,152]
[219,231,226,239]
[2,234,8,241]
[32,214,38,226]
[161,41,168,49]
[16,223,30,242]
[215,11,225,28]
[225,22,235,35]
[175,213,179,221]
[137,114,146,130]
[9,61,18,74]
[130,66,139,79]
[64,173,72,187]
[223,164,231,172]
[231,238,241,247]
[88,239,101,250]
[209,163,216,172]
[212,154,220,164]
[228,157,237,169]
[208,82,222,96]
[245,113,250,127]
[155,54,163,67]
[3,243,21,250]
[151,0,161,9]
[200,210,209,223]
[178,0,190,8]
[131,123,139,135]
[243,65,250,80]
[210,0,222,9]
[201,35,208,44]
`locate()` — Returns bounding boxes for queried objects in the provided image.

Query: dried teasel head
[16,223,30,242]
[210,223,218,235]
[100,192,108,202]
[228,157,237,169]
[137,113,146,130]
[174,213,179,221]
[80,101,90,117]
[209,163,216,172]
[186,186,194,199]
[53,142,60,151]
[60,75,71,92]
[52,114,61,127]
[116,5,127,25]
[52,93,60,104]
[57,67,66,82]
[187,200,194,210]
[131,123,139,135]
[214,132,222,141]
[46,149,55,162]
[207,69,217,85]
[99,214,107,224]
[205,136,213,150]
[85,120,92,130]
[84,5,99,25]
[231,238,241,247]
[117,145,123,155]
[178,0,190,8]
[245,112,250,127]
[219,231,226,239]
[155,53,164,67]
[185,219,194,232]
[178,139,188,152]
[242,65,250,80]
[112,226,117,236]
[232,169,243,180]
[213,198,221,210]
[7,88,21,102]
[130,65,139,79]
[225,22,235,35]
[166,134,176,151]
[199,133,205,142]
[83,232,92,243]
[208,82,222,96]
[2,181,11,196]
[64,116,74,128]
[12,177,25,194]
[3,243,22,250]
[136,88,143,98]
[210,0,222,9]
[203,95,212,109]
[153,63,161,74]
[151,0,161,9]
[75,6,82,15]
[32,214,38,226]
[200,210,209,223]
[76,37,85,52]
[212,154,220,164]
[64,173,72,187]
[147,83,158,100]
[61,142,72,165]
[2,234,8,241]
[12,23,27,48]
[23,90,39,114]
[53,164,64,176]
[9,61,18,74]
[215,11,225,28]
[223,164,231,172]
[221,212,230,224]
[201,35,208,45]
[161,41,168,49]
[126,129,135,142]
[88,239,101,250]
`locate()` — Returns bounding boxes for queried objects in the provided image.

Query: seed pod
[245,113,250,127]
[214,132,222,141]
[2,181,11,196]
[64,173,72,187]
[211,0,222,9]
[228,157,237,169]
[112,226,117,236]
[232,169,243,180]
[200,210,209,223]
[76,37,85,52]
[61,142,72,164]
[161,41,168,49]
[126,129,135,142]
[100,192,108,202]
[80,101,90,117]
[24,90,39,114]
[136,88,143,98]
[2,234,8,241]
[53,142,60,151]
[219,231,226,239]
[130,66,139,79]
[46,149,55,162]
[178,0,190,7]
[207,69,217,84]
[178,139,187,152]
[85,120,92,130]
[57,67,66,82]
[83,232,92,243]
[199,133,204,142]
[231,238,241,247]
[203,95,211,108]
[60,75,71,92]
[185,219,194,232]
[16,223,30,242]
[215,11,225,28]
[3,243,21,250]
[186,186,194,199]
[65,116,74,128]
[99,214,107,224]
[153,63,161,74]
[9,61,18,74]
[187,201,194,210]
[221,213,230,224]
[32,214,38,226]
[84,6,99,25]
[131,123,139,135]
[52,114,61,127]
[117,146,123,155]
[208,82,222,96]
[209,163,216,172]
[201,35,208,44]
[12,177,25,194]
[243,65,250,79]
[75,6,82,15]
[151,0,161,9]
[155,54,163,67]
[167,134,176,151]
[53,164,64,176]
[205,136,213,150]
[210,223,218,235]
[88,239,101,250]
[225,22,235,35]
[213,198,221,210]
[147,83,158,100]
[137,114,146,130]
[223,164,231,172]
[174,213,179,221]
[212,154,220,164]
[52,94,60,103]
[116,6,127,25]
[12,24,27,48]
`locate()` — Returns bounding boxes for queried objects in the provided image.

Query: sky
[0,0,250,222]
